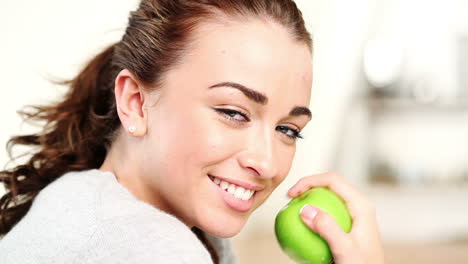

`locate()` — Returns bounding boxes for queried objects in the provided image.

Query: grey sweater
[0,169,236,264]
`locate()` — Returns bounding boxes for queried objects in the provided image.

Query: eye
[214,108,250,123]
[214,108,303,140]
[276,125,303,140]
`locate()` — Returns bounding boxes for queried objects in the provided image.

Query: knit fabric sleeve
[70,169,215,264]
[0,170,219,264]
[70,212,214,264]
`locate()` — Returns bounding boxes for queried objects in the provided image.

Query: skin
[100,17,385,264]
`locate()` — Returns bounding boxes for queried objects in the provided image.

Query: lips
[208,174,265,191]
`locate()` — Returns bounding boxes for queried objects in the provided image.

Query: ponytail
[0,44,121,234]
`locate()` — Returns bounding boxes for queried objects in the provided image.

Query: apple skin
[274,187,352,264]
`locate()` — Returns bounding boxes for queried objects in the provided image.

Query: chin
[197,213,250,238]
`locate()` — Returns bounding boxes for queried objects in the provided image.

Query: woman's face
[140,18,312,237]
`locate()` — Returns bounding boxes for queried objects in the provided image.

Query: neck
[99,131,165,213]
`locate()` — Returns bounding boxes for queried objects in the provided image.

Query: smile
[208,175,256,201]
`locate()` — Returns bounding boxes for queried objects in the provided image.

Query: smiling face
[132,18,312,237]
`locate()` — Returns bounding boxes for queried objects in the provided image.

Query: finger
[287,172,336,197]
[288,172,373,218]
[288,172,355,198]
[300,205,364,264]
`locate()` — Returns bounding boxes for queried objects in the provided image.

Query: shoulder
[33,169,112,205]
[1,169,213,263]
[75,209,213,264]
[56,170,214,263]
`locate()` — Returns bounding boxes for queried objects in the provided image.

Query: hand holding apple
[276,172,385,264]
[275,187,352,264]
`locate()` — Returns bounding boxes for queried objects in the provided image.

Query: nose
[237,127,278,179]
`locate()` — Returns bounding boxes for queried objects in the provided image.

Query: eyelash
[214,108,304,140]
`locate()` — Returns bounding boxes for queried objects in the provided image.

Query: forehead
[167,18,312,105]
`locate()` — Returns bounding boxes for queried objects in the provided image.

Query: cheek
[155,108,241,167]
[272,146,296,186]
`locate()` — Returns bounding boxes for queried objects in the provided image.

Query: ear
[114,69,148,137]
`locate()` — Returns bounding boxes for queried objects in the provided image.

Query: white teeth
[227,184,236,194]
[241,190,253,201]
[220,181,229,190]
[212,177,256,201]
[234,187,245,199]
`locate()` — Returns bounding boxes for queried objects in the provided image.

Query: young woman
[0,0,384,263]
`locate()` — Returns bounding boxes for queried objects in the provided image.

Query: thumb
[300,205,362,264]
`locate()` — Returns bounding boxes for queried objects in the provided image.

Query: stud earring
[128,125,136,134]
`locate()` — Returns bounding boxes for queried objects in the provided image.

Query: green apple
[274,187,352,264]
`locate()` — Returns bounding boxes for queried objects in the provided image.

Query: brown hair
[0,0,311,261]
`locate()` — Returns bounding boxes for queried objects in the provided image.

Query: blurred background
[1,0,467,263]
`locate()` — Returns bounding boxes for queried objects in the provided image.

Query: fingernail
[300,205,318,220]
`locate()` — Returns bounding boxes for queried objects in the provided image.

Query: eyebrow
[208,81,312,120]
